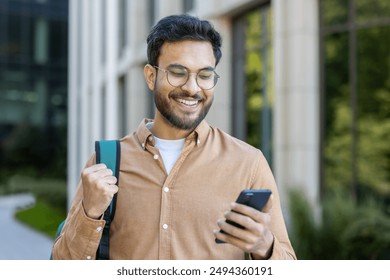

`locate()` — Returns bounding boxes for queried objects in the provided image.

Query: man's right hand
[81,164,118,219]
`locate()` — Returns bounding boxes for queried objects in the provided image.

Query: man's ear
[144,64,156,91]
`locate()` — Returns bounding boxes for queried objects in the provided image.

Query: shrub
[288,188,390,259]
[6,174,67,211]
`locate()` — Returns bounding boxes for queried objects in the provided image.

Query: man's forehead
[158,40,215,67]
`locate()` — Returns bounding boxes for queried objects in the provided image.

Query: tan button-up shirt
[52,119,296,260]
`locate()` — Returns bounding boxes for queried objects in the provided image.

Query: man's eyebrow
[168,64,187,70]
[168,64,215,71]
[201,66,215,71]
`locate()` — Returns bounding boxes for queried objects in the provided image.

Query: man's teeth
[177,98,198,106]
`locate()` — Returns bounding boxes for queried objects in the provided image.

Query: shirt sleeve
[250,151,297,260]
[52,200,106,260]
[268,235,297,260]
[51,156,106,260]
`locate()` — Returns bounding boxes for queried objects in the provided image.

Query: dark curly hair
[147,14,222,66]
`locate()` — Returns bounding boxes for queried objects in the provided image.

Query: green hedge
[1,174,67,238]
[15,200,66,238]
[288,189,390,259]
[4,174,67,211]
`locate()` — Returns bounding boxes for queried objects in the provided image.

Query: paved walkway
[0,193,55,260]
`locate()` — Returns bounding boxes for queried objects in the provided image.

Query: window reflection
[321,0,390,201]
[0,0,68,181]
[232,5,273,163]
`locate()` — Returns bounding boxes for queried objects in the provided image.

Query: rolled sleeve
[52,201,106,260]
[268,236,296,260]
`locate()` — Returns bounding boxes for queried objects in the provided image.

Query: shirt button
[162,224,169,230]
[86,256,91,260]
[96,226,102,232]
[153,154,159,160]
[163,187,169,193]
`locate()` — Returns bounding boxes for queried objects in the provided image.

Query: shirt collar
[136,118,210,149]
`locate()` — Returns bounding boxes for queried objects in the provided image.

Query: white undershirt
[154,136,185,175]
[145,121,185,174]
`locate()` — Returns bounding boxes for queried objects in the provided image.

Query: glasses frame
[153,65,220,90]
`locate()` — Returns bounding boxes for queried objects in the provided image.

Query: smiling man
[52,14,296,260]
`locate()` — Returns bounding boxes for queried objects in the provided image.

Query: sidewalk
[0,193,54,260]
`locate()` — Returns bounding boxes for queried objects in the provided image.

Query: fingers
[213,190,276,258]
[214,196,274,250]
[82,164,117,186]
[82,163,113,178]
[81,164,119,219]
[230,195,273,223]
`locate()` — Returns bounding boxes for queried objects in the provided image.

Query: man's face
[151,40,217,131]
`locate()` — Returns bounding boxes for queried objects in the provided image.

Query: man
[52,14,296,260]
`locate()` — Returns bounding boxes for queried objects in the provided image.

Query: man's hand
[81,164,118,219]
[214,195,274,259]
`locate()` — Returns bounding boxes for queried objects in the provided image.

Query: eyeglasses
[154,65,220,90]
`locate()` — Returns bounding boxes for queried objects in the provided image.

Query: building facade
[67,0,320,216]
[67,0,390,220]
[0,0,68,180]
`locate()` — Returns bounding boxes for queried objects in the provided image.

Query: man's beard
[154,89,213,131]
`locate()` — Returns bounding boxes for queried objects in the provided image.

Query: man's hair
[147,14,222,66]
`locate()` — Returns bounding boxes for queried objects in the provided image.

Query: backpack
[50,140,121,260]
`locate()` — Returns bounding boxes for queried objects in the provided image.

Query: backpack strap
[95,140,121,260]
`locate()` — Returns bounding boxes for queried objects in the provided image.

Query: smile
[176,98,199,106]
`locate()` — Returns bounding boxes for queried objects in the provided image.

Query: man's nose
[180,73,201,94]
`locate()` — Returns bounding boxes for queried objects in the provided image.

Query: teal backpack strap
[50,140,120,260]
[50,220,65,259]
[95,140,121,260]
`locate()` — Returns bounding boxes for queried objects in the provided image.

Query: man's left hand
[214,195,274,259]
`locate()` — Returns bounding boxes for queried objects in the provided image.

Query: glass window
[356,26,390,196]
[118,76,127,136]
[356,0,390,23]
[320,0,390,201]
[118,0,128,57]
[148,0,155,28]
[0,0,68,182]
[183,0,194,13]
[101,86,106,138]
[232,4,273,163]
[101,0,106,64]
[323,32,352,192]
[322,0,349,26]
[34,17,48,64]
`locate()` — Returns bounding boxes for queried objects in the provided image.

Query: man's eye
[169,70,187,77]
[198,71,213,80]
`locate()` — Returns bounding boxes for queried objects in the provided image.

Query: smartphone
[215,189,272,244]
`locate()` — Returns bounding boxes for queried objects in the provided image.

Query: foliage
[1,174,68,238]
[0,123,67,181]
[15,200,66,239]
[289,189,390,259]
[323,1,390,201]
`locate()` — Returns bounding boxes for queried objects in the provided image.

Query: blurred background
[0,0,389,259]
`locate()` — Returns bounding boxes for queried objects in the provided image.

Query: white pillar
[105,0,119,139]
[91,0,103,144]
[273,0,320,217]
[80,0,91,163]
[67,0,80,209]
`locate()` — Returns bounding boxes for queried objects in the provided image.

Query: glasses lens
[165,67,219,90]
[167,68,188,87]
[196,70,217,90]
